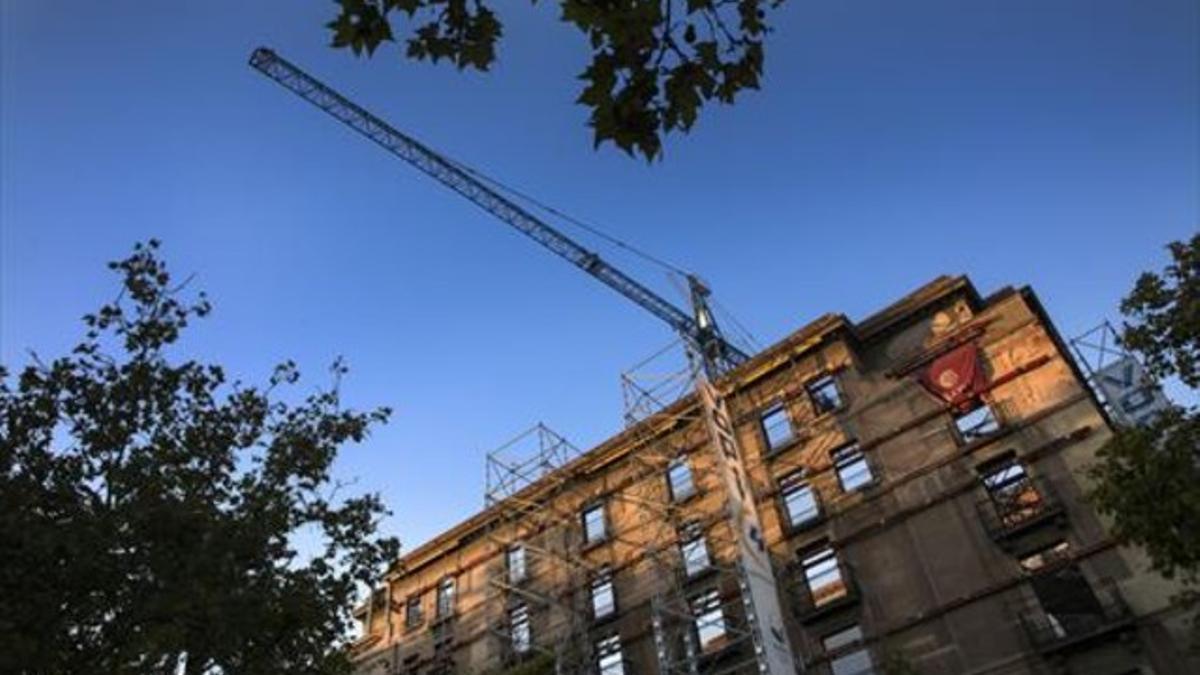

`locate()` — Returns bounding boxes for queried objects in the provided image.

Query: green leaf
[325,0,788,159]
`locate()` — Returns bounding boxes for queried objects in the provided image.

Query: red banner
[919,342,987,407]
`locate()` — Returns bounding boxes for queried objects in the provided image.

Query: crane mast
[248,47,747,376]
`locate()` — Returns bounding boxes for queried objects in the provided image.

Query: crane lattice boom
[249,47,747,373]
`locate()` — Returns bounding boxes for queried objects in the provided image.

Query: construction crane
[248,47,749,377]
[249,48,800,674]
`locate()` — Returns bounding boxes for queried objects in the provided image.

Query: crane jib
[248,48,748,368]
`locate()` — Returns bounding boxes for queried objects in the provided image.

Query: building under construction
[244,48,1194,675]
[349,276,1196,675]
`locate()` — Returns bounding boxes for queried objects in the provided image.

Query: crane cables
[441,156,691,278]
[444,155,764,355]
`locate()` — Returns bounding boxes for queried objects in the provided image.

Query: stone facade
[352,276,1196,675]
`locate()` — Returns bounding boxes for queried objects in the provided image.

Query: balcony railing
[975,479,1065,543]
[1018,584,1134,653]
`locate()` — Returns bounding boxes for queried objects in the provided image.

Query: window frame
[978,455,1045,527]
[435,576,456,619]
[799,543,850,609]
[691,588,729,652]
[666,457,696,502]
[806,374,845,416]
[404,594,424,629]
[506,543,528,584]
[679,522,711,578]
[596,634,625,675]
[979,455,1031,494]
[953,400,1001,444]
[778,470,821,530]
[759,403,796,454]
[581,501,608,546]
[822,624,875,675]
[832,442,875,492]
[590,568,617,621]
[509,602,532,655]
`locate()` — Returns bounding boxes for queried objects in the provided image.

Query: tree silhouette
[1089,233,1200,646]
[0,241,400,674]
[326,0,786,160]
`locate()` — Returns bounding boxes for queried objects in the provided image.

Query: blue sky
[2,1,1196,549]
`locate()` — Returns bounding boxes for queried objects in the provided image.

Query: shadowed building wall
[352,276,1196,675]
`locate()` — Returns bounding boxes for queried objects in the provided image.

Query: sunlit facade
[353,276,1195,675]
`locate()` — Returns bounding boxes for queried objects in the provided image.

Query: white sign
[1094,357,1171,427]
[696,374,799,674]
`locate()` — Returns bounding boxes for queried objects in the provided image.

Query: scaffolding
[474,354,765,674]
[483,424,595,674]
[485,424,584,507]
[615,346,773,674]
[620,339,695,428]
[252,48,775,672]
[1068,321,1172,427]
[1068,321,1129,406]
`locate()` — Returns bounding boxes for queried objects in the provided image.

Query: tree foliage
[1089,233,1200,643]
[1119,233,1200,389]
[0,241,400,674]
[1090,409,1200,582]
[326,0,785,159]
